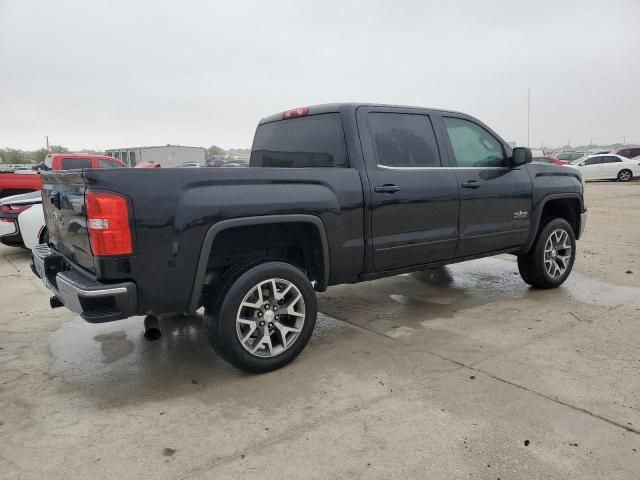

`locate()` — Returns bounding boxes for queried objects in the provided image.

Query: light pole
[527,88,531,148]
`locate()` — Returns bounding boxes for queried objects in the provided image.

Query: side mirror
[511,147,532,167]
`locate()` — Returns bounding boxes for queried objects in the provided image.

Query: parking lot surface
[1,182,639,479]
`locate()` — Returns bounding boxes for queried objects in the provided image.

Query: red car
[533,156,569,166]
[0,153,128,198]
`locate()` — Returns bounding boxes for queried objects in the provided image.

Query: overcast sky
[1,0,639,151]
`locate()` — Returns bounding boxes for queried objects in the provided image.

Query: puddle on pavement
[318,257,640,335]
[47,310,353,407]
[93,331,134,363]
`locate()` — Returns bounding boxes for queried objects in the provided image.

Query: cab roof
[258,102,466,124]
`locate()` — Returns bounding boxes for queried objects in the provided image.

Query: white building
[105,145,206,167]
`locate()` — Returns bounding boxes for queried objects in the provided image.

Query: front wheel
[205,260,317,373]
[518,218,576,289]
[617,169,632,182]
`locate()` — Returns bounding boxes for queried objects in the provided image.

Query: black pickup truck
[32,103,586,372]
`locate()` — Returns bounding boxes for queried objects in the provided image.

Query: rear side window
[603,156,621,163]
[443,117,505,168]
[250,113,348,168]
[368,113,441,167]
[61,158,91,170]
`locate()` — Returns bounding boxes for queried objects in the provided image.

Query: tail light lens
[1,204,32,214]
[85,192,132,256]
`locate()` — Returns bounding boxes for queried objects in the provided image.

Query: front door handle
[461,180,481,189]
[374,184,400,194]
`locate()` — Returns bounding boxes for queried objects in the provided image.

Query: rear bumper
[32,244,137,323]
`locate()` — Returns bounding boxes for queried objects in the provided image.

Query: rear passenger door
[437,115,533,257]
[357,107,460,271]
[600,156,623,178]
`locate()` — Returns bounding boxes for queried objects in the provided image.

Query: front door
[358,107,460,272]
[438,115,533,257]
[578,156,604,180]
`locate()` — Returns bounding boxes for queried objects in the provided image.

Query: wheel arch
[188,214,330,314]
[523,194,584,253]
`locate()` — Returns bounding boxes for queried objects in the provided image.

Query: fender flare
[188,214,330,314]
[523,193,584,252]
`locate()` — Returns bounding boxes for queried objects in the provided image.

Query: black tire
[617,169,632,182]
[204,260,317,373]
[517,217,576,289]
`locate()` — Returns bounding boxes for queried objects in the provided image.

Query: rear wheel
[518,218,576,289]
[618,169,632,182]
[205,260,317,373]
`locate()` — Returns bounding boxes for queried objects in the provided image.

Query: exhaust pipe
[49,296,64,309]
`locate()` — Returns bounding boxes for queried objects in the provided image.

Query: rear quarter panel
[82,167,364,314]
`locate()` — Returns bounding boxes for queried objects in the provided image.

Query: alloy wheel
[235,278,305,358]
[543,229,572,279]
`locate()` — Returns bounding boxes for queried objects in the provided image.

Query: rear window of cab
[250,113,349,168]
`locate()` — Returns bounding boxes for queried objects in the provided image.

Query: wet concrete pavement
[1,182,640,479]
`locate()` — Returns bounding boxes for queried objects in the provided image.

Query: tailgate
[41,171,95,272]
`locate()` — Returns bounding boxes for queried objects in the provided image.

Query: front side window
[368,113,441,167]
[443,117,505,168]
[250,113,348,168]
[61,158,91,169]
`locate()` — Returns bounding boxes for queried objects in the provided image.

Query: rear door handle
[461,180,481,189]
[374,184,400,194]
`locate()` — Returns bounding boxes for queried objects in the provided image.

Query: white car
[0,191,45,249]
[567,154,640,182]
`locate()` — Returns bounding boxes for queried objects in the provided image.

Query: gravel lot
[1,181,639,479]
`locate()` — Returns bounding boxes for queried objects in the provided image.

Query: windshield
[570,156,588,165]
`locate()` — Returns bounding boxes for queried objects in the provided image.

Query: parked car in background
[611,146,640,159]
[1,153,128,199]
[41,153,128,170]
[0,191,44,248]
[0,169,42,199]
[534,156,569,166]
[1,154,130,249]
[554,151,586,162]
[179,162,201,168]
[568,154,640,181]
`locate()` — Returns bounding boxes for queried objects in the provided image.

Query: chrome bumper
[32,244,137,323]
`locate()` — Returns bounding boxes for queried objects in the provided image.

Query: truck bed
[41,167,365,315]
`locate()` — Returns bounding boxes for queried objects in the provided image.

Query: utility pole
[45,136,49,151]
[527,88,531,148]
[623,136,626,145]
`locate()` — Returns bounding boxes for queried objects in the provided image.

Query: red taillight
[85,192,132,256]
[282,107,309,119]
[1,204,32,214]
